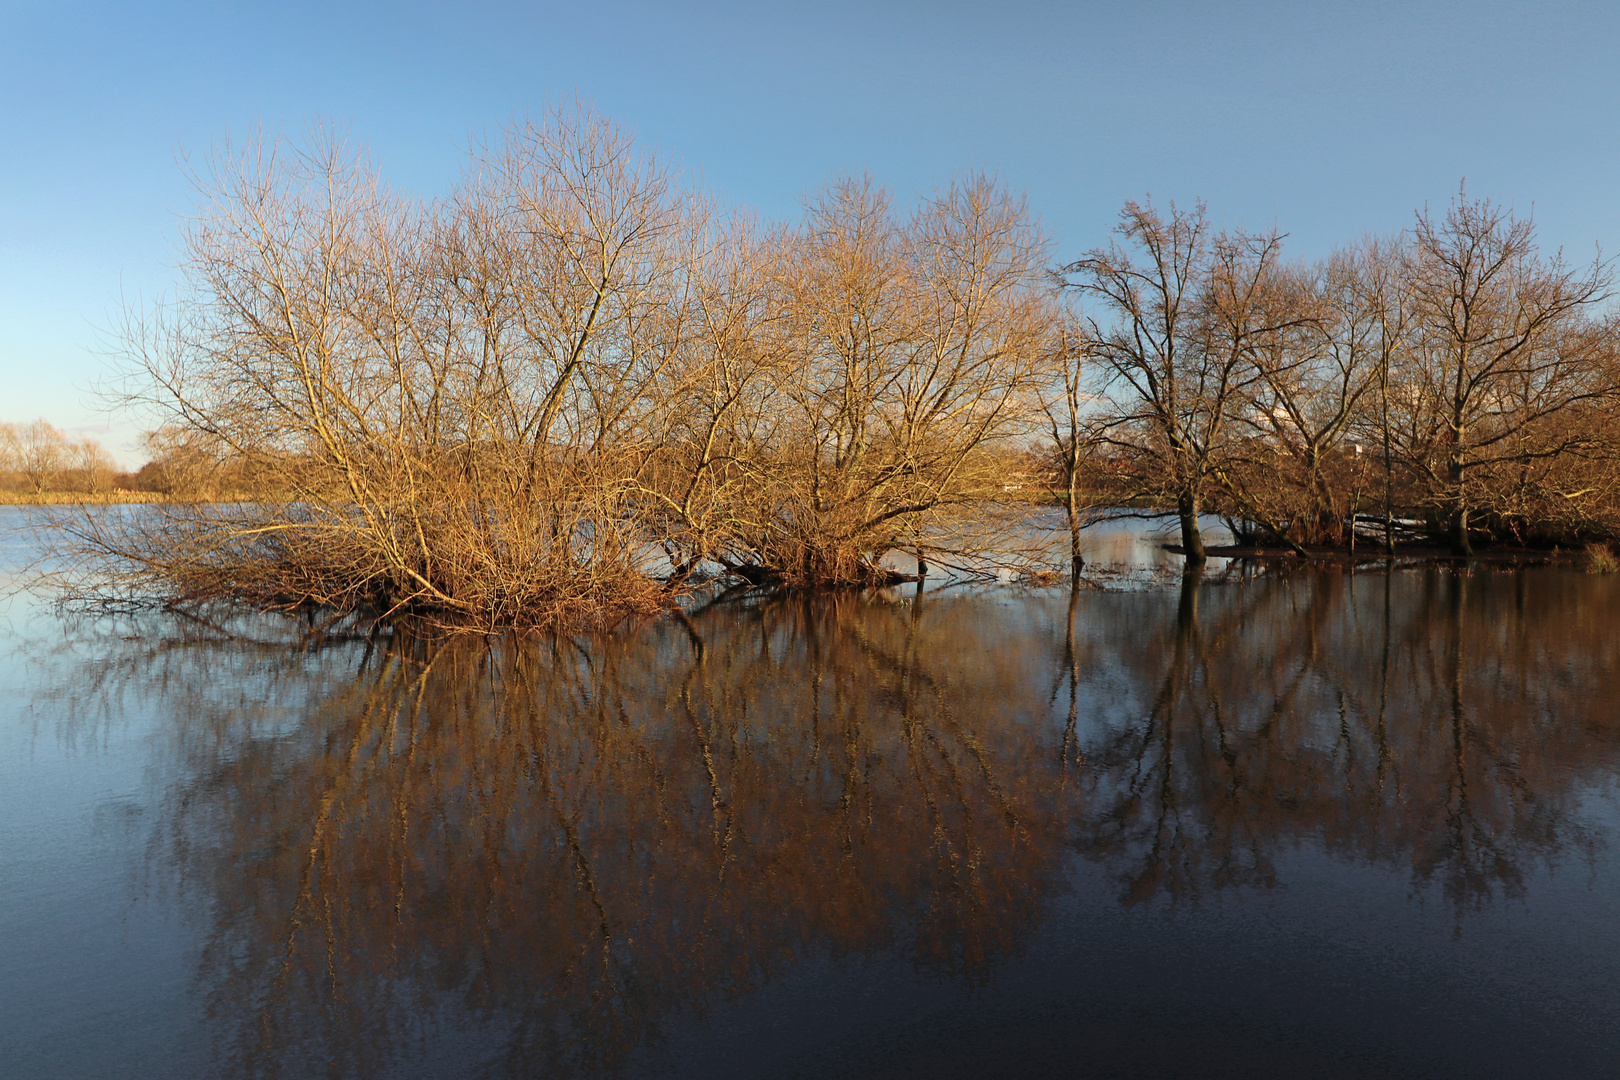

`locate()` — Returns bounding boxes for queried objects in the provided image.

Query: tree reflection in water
[1074,570,1618,920]
[68,570,1620,1077]
[133,592,1078,1078]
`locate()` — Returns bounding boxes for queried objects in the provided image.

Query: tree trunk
[1451,504,1472,557]
[1178,491,1206,563]
[1065,469,1084,575]
[1449,453,1472,556]
[1348,488,1359,555]
[1382,373,1396,556]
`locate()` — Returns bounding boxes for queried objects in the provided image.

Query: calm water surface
[3,507,1619,1078]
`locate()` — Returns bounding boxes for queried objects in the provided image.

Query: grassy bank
[0,491,172,506]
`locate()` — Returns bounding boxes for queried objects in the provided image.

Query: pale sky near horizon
[5,0,1620,464]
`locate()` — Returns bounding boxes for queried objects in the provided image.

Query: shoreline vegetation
[0,491,170,505]
[16,105,1620,628]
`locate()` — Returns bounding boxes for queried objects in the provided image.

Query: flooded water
[4,507,1620,1078]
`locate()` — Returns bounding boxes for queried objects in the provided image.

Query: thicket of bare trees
[0,419,118,496]
[71,108,1057,627]
[1062,191,1620,558]
[51,105,1620,624]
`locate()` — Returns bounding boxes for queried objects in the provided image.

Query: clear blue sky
[5,0,1620,463]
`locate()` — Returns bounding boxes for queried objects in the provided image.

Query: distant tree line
[0,419,264,497]
[58,106,1620,626]
[0,419,123,496]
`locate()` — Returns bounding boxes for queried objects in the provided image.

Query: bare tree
[70,438,116,495]
[84,108,701,625]
[1356,235,1413,554]
[1035,317,1091,575]
[636,213,788,585]
[1394,191,1616,554]
[1064,201,1293,561]
[1228,249,1384,547]
[19,418,68,494]
[0,422,20,478]
[711,174,1058,585]
[136,425,221,498]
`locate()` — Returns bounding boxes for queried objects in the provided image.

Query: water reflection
[49,569,1620,1077]
[1073,570,1619,919]
[108,594,1079,1078]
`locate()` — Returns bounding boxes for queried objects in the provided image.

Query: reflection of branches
[59,594,1080,1079]
[28,568,1620,1075]
[1073,570,1619,915]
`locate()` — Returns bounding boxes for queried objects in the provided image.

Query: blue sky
[5,0,1620,462]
